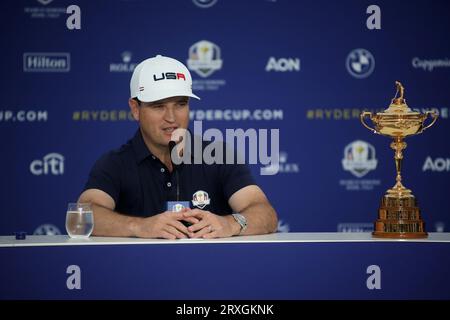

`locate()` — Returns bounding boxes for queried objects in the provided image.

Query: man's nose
[164,106,176,122]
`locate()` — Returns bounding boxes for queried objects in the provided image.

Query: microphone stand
[168,140,180,201]
[169,140,191,227]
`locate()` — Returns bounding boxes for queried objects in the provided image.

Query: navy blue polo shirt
[83,129,256,217]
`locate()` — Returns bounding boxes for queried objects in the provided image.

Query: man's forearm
[237,202,278,236]
[91,204,142,237]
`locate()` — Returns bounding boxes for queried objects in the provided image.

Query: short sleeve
[83,152,122,205]
[220,162,256,201]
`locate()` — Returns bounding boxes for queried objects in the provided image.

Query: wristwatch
[232,213,248,235]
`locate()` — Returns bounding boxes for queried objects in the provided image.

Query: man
[78,55,278,239]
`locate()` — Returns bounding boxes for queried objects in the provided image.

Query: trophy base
[372,195,428,239]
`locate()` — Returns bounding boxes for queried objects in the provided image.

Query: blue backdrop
[1,0,449,236]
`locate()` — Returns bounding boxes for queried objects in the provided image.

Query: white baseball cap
[130,55,200,103]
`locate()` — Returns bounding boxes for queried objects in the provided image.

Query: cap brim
[137,91,200,103]
[189,93,201,100]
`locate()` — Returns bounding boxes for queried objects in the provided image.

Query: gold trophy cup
[360,82,438,238]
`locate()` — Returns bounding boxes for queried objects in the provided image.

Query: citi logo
[422,156,450,172]
[153,72,186,81]
[265,57,300,72]
[30,153,64,175]
[23,52,70,72]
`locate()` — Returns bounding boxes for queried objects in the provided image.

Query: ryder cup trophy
[360,81,438,238]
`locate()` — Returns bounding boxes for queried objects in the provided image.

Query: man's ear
[128,98,139,121]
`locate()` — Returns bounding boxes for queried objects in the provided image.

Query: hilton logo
[23,53,70,72]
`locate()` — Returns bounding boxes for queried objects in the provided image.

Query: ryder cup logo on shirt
[342,140,377,178]
[172,203,186,212]
[192,190,211,209]
[346,48,375,79]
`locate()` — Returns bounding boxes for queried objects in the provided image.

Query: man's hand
[134,209,199,239]
[183,209,240,239]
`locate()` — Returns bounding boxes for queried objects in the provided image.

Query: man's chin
[159,136,172,147]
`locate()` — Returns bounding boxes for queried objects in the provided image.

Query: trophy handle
[420,111,438,133]
[360,112,377,134]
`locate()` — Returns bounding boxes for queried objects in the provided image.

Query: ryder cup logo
[25,1,66,19]
[342,140,377,178]
[192,190,211,209]
[34,224,61,235]
[172,203,186,212]
[37,0,53,5]
[192,0,218,8]
[346,49,375,78]
[187,40,223,78]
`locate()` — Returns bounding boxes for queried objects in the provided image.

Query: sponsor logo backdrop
[1,0,449,235]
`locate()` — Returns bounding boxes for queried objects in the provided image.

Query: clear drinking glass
[66,203,94,238]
